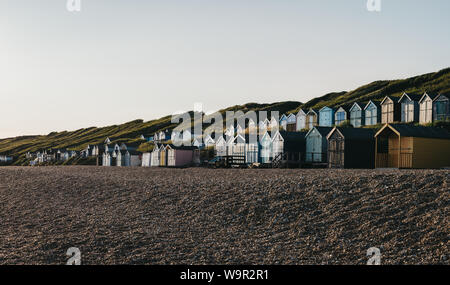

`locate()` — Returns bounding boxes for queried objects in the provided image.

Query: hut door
[328,138,344,168]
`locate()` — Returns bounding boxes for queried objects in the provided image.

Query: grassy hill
[0,67,449,165]
[295,67,450,112]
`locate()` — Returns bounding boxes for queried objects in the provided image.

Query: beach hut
[398,92,421,123]
[116,150,131,167]
[296,109,307,131]
[334,105,350,126]
[228,134,259,163]
[319,106,335,127]
[326,127,376,169]
[419,92,438,124]
[279,114,288,130]
[0,155,13,163]
[349,102,365,127]
[224,124,235,139]
[166,145,200,167]
[364,100,381,126]
[141,152,152,167]
[270,116,279,130]
[259,118,270,132]
[259,131,273,163]
[129,150,141,166]
[305,109,319,130]
[150,143,163,167]
[374,124,450,169]
[380,96,401,124]
[271,131,307,166]
[204,134,216,148]
[102,151,112,166]
[192,138,204,149]
[286,113,297,132]
[247,118,257,134]
[214,136,228,157]
[433,93,450,121]
[305,127,333,163]
[159,145,168,167]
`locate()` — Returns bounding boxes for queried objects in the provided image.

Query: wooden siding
[305,113,318,130]
[365,102,379,126]
[335,109,347,126]
[412,137,450,168]
[350,105,364,128]
[434,95,450,121]
[319,107,335,127]
[400,99,419,123]
[381,99,396,123]
[420,97,433,124]
[296,112,306,131]
[306,129,327,163]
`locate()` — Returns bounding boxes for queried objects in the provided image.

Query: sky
[0,0,449,138]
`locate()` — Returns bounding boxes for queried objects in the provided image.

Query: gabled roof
[419,92,439,103]
[229,133,258,144]
[152,143,163,151]
[319,106,334,112]
[215,135,227,145]
[335,104,351,113]
[375,124,450,139]
[296,109,307,116]
[259,131,272,142]
[306,126,333,138]
[349,102,363,111]
[364,100,381,110]
[380,96,396,105]
[277,131,307,141]
[327,127,375,140]
[307,109,319,115]
[398,92,423,103]
[166,144,199,151]
[434,93,449,101]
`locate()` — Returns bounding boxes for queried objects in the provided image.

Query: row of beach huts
[134,123,450,169]
[18,92,450,169]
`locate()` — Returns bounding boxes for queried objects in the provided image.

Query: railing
[305,152,327,163]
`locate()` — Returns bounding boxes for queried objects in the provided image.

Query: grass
[1,67,449,165]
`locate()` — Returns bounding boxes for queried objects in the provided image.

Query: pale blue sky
[0,0,449,138]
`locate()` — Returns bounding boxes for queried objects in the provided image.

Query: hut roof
[328,127,375,140]
[419,92,439,103]
[278,131,307,141]
[376,124,450,139]
[167,144,199,151]
[399,92,423,102]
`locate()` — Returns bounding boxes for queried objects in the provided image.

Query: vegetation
[0,67,449,165]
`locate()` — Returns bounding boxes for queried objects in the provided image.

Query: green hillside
[294,67,450,112]
[0,67,449,165]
